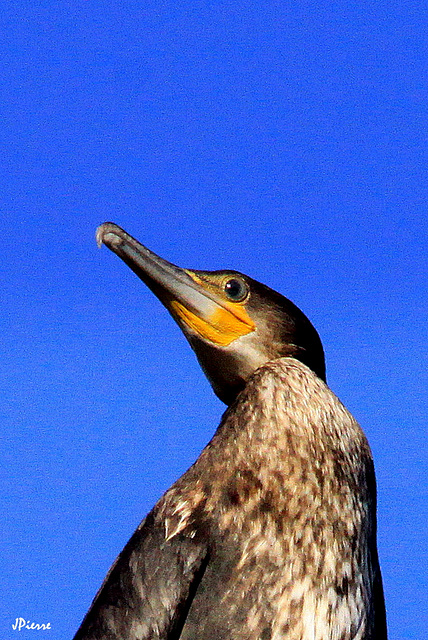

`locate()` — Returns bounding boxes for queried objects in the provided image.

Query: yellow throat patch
[170,300,255,347]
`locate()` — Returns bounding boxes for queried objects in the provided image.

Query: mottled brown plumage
[73,223,387,640]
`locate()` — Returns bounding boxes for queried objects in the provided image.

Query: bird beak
[96,223,255,347]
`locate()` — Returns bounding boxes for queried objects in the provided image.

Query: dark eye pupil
[225,278,246,300]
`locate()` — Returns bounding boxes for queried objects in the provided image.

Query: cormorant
[74,222,387,640]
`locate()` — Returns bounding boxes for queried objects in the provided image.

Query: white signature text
[12,618,51,631]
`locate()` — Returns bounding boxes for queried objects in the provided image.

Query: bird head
[96,223,325,405]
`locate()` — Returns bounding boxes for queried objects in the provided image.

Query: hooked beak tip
[96,226,104,248]
[96,222,124,250]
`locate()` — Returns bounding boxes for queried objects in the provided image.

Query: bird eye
[223,277,249,302]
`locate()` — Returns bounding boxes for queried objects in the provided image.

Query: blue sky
[2,2,427,638]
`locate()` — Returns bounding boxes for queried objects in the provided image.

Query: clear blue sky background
[2,2,427,638]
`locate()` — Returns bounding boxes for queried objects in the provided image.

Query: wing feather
[73,510,209,640]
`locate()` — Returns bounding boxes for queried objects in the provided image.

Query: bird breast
[157,358,377,640]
